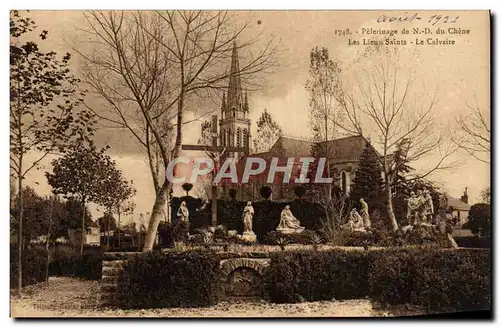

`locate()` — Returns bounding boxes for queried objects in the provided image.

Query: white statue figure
[425,190,434,216]
[240,201,257,242]
[407,191,424,225]
[277,205,305,234]
[359,198,371,228]
[177,201,189,222]
[348,208,365,231]
[242,201,255,234]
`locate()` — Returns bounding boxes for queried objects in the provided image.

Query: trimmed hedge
[10,244,47,288]
[264,250,369,303]
[117,251,224,309]
[369,248,491,312]
[264,248,491,312]
[49,245,103,280]
[454,236,490,248]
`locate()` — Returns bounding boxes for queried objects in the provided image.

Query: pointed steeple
[243,91,249,112]
[227,41,244,112]
[221,92,226,114]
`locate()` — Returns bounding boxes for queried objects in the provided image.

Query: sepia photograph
[8,8,491,318]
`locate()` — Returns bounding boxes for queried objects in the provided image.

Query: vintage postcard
[9,10,491,318]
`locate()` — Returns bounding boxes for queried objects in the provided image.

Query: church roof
[260,135,368,161]
[446,196,471,211]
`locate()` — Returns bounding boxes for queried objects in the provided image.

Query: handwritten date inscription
[377,12,459,26]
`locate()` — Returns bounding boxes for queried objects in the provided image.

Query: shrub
[264,230,322,245]
[10,244,47,288]
[454,236,490,248]
[369,248,491,312]
[49,245,103,280]
[264,250,370,303]
[117,251,224,309]
[264,247,491,313]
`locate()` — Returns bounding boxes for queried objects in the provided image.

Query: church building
[212,41,371,201]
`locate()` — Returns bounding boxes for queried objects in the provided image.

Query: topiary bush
[116,251,224,309]
[10,244,47,288]
[264,250,370,303]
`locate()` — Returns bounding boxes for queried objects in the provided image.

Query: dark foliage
[369,248,491,312]
[463,203,491,236]
[259,186,272,200]
[454,236,490,248]
[116,251,224,309]
[228,189,238,200]
[10,244,47,288]
[349,142,385,214]
[181,183,194,196]
[264,247,491,313]
[264,250,370,303]
[293,186,307,199]
[264,230,322,245]
[49,245,103,280]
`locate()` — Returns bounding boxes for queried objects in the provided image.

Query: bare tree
[333,46,459,231]
[454,99,490,164]
[77,10,278,251]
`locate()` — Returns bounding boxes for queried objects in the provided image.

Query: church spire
[243,91,249,112]
[227,41,244,112]
[221,92,226,114]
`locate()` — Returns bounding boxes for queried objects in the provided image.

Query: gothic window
[341,171,347,193]
[227,129,232,146]
[221,129,226,146]
[237,127,242,147]
[243,129,248,148]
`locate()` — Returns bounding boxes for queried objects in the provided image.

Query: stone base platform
[276,227,305,234]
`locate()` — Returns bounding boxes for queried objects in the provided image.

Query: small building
[68,220,101,247]
[443,188,471,227]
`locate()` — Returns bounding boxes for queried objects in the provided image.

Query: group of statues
[345,198,371,232]
[177,200,305,242]
[406,189,434,225]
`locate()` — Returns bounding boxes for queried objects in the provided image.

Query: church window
[243,129,248,148]
[237,127,242,147]
[341,171,347,193]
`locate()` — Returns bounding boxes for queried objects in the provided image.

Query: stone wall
[101,252,142,307]
[100,251,272,307]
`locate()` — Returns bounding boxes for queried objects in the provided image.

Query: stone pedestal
[276,227,305,234]
[241,231,257,242]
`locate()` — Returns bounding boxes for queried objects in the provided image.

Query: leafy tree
[349,142,384,214]
[464,203,491,237]
[45,140,114,253]
[253,109,283,153]
[10,11,95,293]
[480,187,490,204]
[306,46,344,142]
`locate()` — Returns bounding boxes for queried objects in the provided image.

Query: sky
[17,10,490,225]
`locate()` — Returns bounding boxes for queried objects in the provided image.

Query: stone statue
[359,198,371,228]
[242,201,254,233]
[177,201,189,222]
[277,205,305,234]
[423,189,434,223]
[406,191,420,225]
[241,201,256,242]
[346,208,365,231]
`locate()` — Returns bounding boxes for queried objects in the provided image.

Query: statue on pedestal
[423,189,434,223]
[241,201,256,242]
[177,201,189,222]
[277,205,305,234]
[406,191,421,225]
[346,208,365,231]
[359,198,371,228]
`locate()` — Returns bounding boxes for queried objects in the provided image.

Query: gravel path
[10,277,425,318]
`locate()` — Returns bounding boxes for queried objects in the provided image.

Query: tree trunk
[80,200,85,254]
[142,183,170,251]
[45,196,53,282]
[17,167,23,296]
[117,207,121,248]
[385,178,398,232]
